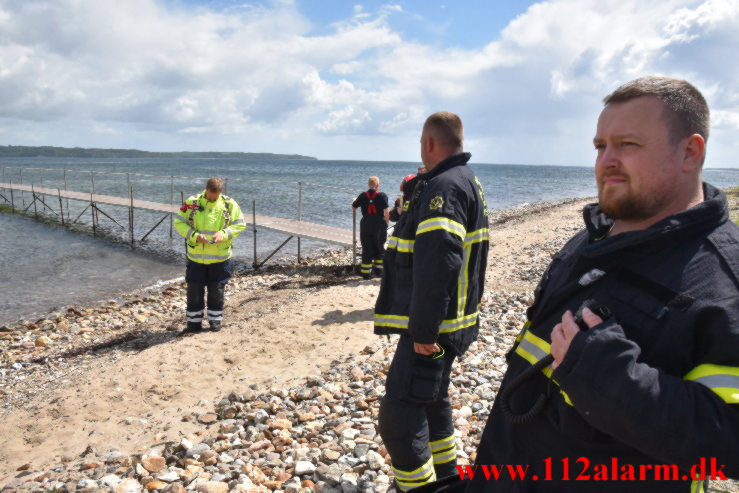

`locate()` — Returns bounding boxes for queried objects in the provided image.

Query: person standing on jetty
[353,176,390,279]
[374,111,489,491]
[174,178,245,333]
[465,77,739,492]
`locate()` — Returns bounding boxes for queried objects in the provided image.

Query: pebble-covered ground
[1,198,737,493]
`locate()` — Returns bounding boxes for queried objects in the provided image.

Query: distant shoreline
[0,145,317,160]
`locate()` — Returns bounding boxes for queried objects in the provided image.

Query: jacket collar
[198,191,225,207]
[423,152,471,180]
[581,182,729,258]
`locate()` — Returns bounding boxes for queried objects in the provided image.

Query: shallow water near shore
[0,212,183,325]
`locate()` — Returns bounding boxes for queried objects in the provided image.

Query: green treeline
[0,145,316,160]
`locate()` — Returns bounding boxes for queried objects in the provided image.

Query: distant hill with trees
[0,145,317,160]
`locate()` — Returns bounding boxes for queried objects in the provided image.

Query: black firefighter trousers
[360,227,387,277]
[379,334,458,491]
[185,259,233,330]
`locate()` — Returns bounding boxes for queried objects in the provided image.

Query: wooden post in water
[129,186,134,246]
[63,169,69,223]
[19,168,24,208]
[90,191,96,236]
[32,184,38,219]
[57,188,65,226]
[91,171,100,227]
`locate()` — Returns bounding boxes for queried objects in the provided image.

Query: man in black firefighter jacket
[353,176,390,279]
[467,77,739,492]
[374,111,490,491]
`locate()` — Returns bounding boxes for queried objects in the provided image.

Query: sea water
[0,156,736,325]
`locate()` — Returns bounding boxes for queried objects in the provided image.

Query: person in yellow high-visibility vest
[174,177,245,332]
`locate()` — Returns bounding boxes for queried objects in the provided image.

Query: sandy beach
[2,197,737,493]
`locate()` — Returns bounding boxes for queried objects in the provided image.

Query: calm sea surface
[0,156,736,325]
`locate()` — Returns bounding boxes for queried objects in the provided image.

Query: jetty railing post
[169,175,174,238]
[63,169,69,222]
[40,169,44,187]
[20,168,24,208]
[58,188,65,226]
[352,209,357,272]
[90,191,96,236]
[10,180,14,212]
[129,186,134,246]
[252,199,258,269]
[297,181,302,263]
[224,178,228,197]
[90,171,99,227]
[32,184,38,219]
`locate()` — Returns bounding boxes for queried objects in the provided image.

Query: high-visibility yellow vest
[173,191,245,264]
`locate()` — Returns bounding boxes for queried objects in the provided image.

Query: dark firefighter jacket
[374,152,490,355]
[469,183,739,492]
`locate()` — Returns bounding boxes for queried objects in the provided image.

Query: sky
[0,0,738,167]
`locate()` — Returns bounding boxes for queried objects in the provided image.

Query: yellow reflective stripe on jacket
[464,227,489,245]
[374,312,478,333]
[684,364,739,404]
[513,328,574,406]
[187,252,231,261]
[691,479,706,493]
[457,242,472,318]
[416,217,466,240]
[392,456,436,492]
[387,236,415,253]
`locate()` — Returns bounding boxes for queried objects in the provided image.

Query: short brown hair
[206,177,223,193]
[604,76,709,145]
[368,176,380,188]
[423,111,464,150]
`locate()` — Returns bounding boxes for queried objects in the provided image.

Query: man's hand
[414,342,440,356]
[196,234,208,243]
[212,231,224,243]
[551,307,603,370]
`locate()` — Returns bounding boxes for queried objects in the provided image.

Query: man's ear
[682,133,705,172]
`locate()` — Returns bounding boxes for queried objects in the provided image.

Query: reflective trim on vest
[374,311,479,334]
[416,217,466,241]
[226,228,233,240]
[174,215,189,224]
[230,218,245,225]
[392,457,436,492]
[186,228,195,239]
[387,236,415,253]
[684,364,739,404]
[199,230,219,235]
[514,328,574,406]
[187,253,231,261]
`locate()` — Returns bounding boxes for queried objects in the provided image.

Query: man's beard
[598,185,666,221]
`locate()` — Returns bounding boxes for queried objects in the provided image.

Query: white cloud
[0,0,737,166]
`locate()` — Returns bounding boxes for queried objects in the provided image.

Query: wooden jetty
[0,181,357,269]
